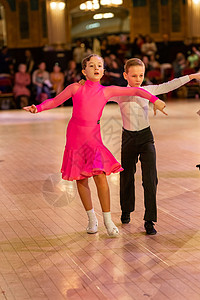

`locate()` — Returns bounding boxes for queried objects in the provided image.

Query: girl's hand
[23,104,37,113]
[153,99,168,116]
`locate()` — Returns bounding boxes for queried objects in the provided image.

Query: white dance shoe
[104,221,119,237]
[87,218,98,234]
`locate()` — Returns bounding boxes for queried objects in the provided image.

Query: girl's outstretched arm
[104,85,158,103]
[104,85,167,115]
[23,83,80,113]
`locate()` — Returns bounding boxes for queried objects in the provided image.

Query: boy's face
[123,65,145,87]
[82,56,104,82]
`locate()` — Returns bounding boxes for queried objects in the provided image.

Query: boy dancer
[116,58,200,234]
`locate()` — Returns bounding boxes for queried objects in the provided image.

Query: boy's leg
[139,128,158,233]
[120,129,138,223]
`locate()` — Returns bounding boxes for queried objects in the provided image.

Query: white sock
[102,211,119,237]
[86,208,96,220]
[86,208,98,234]
[102,211,112,224]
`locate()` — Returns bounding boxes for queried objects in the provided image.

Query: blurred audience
[105,59,126,86]
[25,49,35,74]
[13,63,31,108]
[32,62,51,102]
[73,40,85,71]
[2,33,200,110]
[50,63,64,95]
[0,46,13,74]
[172,52,187,78]
[64,60,81,86]
[141,35,157,57]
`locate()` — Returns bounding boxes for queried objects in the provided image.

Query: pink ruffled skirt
[61,117,123,181]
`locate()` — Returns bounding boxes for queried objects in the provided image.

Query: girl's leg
[93,173,119,237]
[76,178,98,234]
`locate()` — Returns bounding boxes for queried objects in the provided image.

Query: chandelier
[50,1,66,10]
[80,0,123,11]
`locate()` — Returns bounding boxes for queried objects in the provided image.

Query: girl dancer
[23,54,166,237]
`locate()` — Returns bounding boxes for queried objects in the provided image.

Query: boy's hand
[78,79,86,85]
[153,99,168,116]
[23,104,37,113]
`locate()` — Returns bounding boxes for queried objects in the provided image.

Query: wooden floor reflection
[0,99,200,300]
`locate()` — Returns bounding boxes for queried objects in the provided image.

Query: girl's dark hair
[82,54,104,69]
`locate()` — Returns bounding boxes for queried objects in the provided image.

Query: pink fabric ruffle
[61,145,123,181]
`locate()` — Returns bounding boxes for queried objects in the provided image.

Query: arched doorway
[0,2,6,47]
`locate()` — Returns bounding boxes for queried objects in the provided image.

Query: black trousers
[120,126,158,222]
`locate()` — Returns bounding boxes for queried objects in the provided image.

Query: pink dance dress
[36,80,158,181]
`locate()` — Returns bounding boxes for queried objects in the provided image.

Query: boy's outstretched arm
[188,72,200,80]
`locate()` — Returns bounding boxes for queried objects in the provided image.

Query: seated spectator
[0,46,13,74]
[13,63,31,108]
[141,35,157,57]
[107,35,120,56]
[73,40,85,72]
[8,62,15,85]
[32,62,51,101]
[149,54,160,70]
[100,38,110,57]
[0,73,13,93]
[131,34,144,58]
[157,34,173,64]
[25,49,35,74]
[142,55,151,73]
[83,40,93,58]
[187,48,200,70]
[50,63,64,95]
[172,52,187,78]
[146,54,162,84]
[105,59,126,86]
[64,60,81,86]
[101,56,112,86]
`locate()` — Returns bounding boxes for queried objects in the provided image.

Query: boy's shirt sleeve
[108,96,120,103]
[144,75,190,95]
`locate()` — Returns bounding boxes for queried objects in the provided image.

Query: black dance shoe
[144,221,157,235]
[121,212,130,224]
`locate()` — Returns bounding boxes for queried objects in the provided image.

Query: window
[19,1,29,39]
[171,0,181,32]
[150,0,159,33]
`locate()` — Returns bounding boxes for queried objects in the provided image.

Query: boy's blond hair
[124,58,145,73]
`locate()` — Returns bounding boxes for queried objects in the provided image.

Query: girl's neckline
[85,80,101,87]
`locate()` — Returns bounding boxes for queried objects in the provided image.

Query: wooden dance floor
[0,99,200,300]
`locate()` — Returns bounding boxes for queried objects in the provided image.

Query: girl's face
[82,56,104,82]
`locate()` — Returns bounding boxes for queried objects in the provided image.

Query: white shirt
[110,75,190,131]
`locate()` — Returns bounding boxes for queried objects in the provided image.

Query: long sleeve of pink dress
[36,81,160,181]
